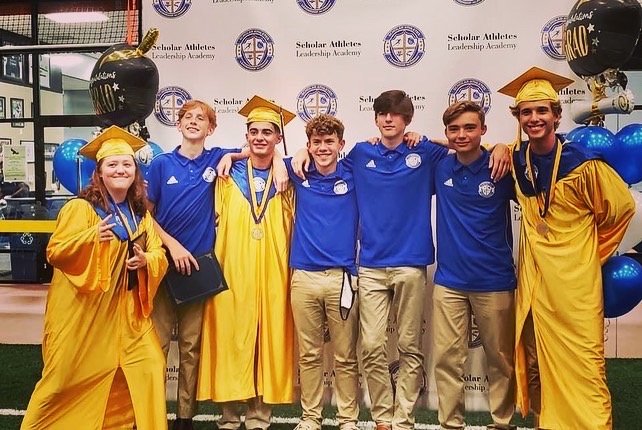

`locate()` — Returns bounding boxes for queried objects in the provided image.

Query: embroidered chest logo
[253,176,267,192]
[524,164,538,181]
[202,167,216,183]
[478,181,495,198]
[405,153,421,169]
[333,180,348,195]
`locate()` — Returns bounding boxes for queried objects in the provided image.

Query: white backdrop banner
[143,0,636,412]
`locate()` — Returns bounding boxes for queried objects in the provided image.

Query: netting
[0,1,139,47]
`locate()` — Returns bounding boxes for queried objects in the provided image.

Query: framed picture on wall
[10,97,24,128]
[0,30,29,85]
[2,54,24,81]
[0,137,10,147]
[0,96,5,119]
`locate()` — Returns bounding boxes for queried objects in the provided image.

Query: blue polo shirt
[146,146,238,256]
[434,149,516,292]
[344,137,448,267]
[286,159,358,275]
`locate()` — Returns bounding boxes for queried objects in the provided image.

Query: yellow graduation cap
[498,66,574,107]
[239,95,296,154]
[238,95,296,130]
[79,125,146,162]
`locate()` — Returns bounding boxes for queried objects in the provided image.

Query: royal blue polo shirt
[286,159,358,275]
[434,149,516,292]
[146,146,238,256]
[344,137,448,267]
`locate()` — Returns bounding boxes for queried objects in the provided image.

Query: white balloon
[617,189,642,254]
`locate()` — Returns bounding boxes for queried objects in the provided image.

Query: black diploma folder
[164,254,228,305]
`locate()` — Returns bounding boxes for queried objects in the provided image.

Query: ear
[481,124,488,136]
[338,139,346,151]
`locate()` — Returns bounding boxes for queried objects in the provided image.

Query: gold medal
[252,226,264,240]
[536,222,549,236]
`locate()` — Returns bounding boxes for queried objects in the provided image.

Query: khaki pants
[218,398,272,430]
[152,281,205,419]
[432,285,516,430]
[291,269,360,430]
[358,266,427,430]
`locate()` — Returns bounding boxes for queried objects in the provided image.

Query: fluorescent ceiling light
[45,12,108,23]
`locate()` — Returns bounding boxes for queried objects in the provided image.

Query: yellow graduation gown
[198,167,294,404]
[512,155,634,429]
[21,198,168,430]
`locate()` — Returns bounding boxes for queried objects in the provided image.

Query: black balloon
[565,0,642,77]
[89,33,159,127]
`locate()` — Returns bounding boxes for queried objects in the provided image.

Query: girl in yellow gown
[21,126,169,430]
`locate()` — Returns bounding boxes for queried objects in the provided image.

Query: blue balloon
[134,141,164,177]
[52,139,95,195]
[611,124,642,185]
[602,255,642,318]
[565,126,616,159]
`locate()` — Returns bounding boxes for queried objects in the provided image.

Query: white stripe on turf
[0,410,533,429]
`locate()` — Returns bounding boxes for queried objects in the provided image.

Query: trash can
[6,198,53,282]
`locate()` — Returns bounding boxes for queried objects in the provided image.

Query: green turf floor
[2,344,640,429]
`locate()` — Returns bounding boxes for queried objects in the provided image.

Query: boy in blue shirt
[287,114,360,430]
[432,101,516,430]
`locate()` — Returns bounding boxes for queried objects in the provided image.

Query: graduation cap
[79,125,146,162]
[498,66,575,107]
[239,95,296,154]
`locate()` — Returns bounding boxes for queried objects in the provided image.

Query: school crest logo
[297,0,336,15]
[154,86,192,126]
[524,164,539,181]
[478,181,495,198]
[541,15,566,60]
[448,78,492,114]
[453,0,484,5]
[152,0,192,18]
[333,180,348,195]
[296,84,338,121]
[203,167,217,183]
[383,25,426,68]
[235,28,274,71]
[253,176,267,192]
[405,153,422,169]
[468,312,483,348]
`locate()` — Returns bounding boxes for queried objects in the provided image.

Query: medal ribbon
[247,159,274,225]
[525,139,562,219]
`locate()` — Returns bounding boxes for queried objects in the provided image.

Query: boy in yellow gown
[21,126,169,430]
[198,96,295,429]
[498,68,635,429]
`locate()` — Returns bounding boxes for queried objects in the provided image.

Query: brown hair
[305,114,345,140]
[373,90,414,124]
[443,101,485,127]
[509,100,563,130]
[78,157,148,218]
[178,99,217,127]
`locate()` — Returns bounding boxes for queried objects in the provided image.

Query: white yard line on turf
[0,410,533,429]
